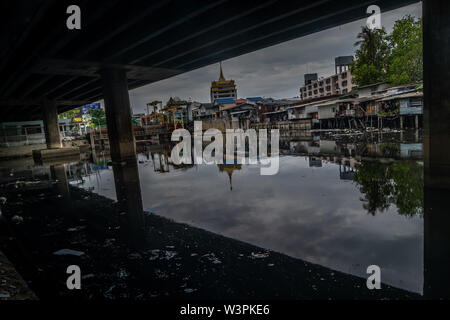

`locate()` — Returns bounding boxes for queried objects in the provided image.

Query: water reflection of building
[308,156,322,167]
[339,165,355,180]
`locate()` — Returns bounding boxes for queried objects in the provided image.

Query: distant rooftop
[215,98,235,105]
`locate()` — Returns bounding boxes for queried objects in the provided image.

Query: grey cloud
[127,3,422,113]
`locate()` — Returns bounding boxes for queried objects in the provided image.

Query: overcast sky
[125,2,422,114]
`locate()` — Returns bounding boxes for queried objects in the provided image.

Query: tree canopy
[88,109,107,128]
[350,15,423,87]
[387,15,423,86]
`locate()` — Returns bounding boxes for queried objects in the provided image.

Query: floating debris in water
[103,285,116,299]
[202,253,222,264]
[184,288,197,294]
[250,252,269,259]
[53,249,85,256]
[162,251,177,260]
[127,252,142,260]
[67,226,86,232]
[11,215,23,224]
[148,249,177,261]
[117,268,129,279]
[154,269,169,279]
[148,249,160,260]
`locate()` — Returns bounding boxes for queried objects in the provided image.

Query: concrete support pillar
[415,115,419,129]
[423,0,450,299]
[423,0,450,188]
[101,67,144,241]
[101,67,136,162]
[42,99,62,149]
[400,116,403,130]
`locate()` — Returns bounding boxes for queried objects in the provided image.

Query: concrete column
[400,116,403,130]
[415,115,419,129]
[101,67,144,241]
[423,0,450,299]
[423,0,450,188]
[101,67,136,162]
[42,99,62,149]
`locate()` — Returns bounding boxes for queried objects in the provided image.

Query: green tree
[88,109,107,128]
[387,16,423,86]
[350,26,389,86]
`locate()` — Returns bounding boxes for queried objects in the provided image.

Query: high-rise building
[210,62,237,103]
[304,73,318,85]
[299,56,356,100]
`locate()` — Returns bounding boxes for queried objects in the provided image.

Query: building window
[341,72,347,79]
[319,81,323,86]
[326,78,330,84]
[313,90,318,94]
[342,80,348,87]
[326,85,331,91]
[313,83,318,88]
[342,89,348,94]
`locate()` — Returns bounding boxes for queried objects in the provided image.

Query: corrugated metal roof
[246,97,263,101]
[377,91,423,101]
[215,98,235,104]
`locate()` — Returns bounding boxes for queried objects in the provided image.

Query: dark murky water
[67,132,424,293]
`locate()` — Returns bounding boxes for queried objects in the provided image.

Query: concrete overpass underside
[1,0,418,121]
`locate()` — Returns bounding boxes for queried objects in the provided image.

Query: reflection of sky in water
[80,155,423,294]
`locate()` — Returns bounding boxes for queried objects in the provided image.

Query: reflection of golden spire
[219,62,225,81]
[218,164,241,191]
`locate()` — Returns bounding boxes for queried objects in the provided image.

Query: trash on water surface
[11,215,23,224]
[53,249,85,256]
[250,252,270,259]
[67,226,86,232]
[184,288,197,294]
[201,253,222,264]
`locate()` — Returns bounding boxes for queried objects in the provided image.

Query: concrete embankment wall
[0,139,89,160]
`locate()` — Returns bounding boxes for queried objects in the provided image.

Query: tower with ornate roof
[210,62,237,104]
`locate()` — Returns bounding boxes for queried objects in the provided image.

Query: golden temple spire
[219,62,225,81]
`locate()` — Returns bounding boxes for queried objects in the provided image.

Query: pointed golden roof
[219,62,225,81]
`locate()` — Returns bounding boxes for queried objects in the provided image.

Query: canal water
[71,131,424,294]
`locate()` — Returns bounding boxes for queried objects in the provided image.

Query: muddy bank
[0,180,419,300]
[0,250,37,300]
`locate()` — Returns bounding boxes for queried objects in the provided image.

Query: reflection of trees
[353,161,423,216]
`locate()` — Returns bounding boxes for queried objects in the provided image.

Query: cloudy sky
[126,2,422,114]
